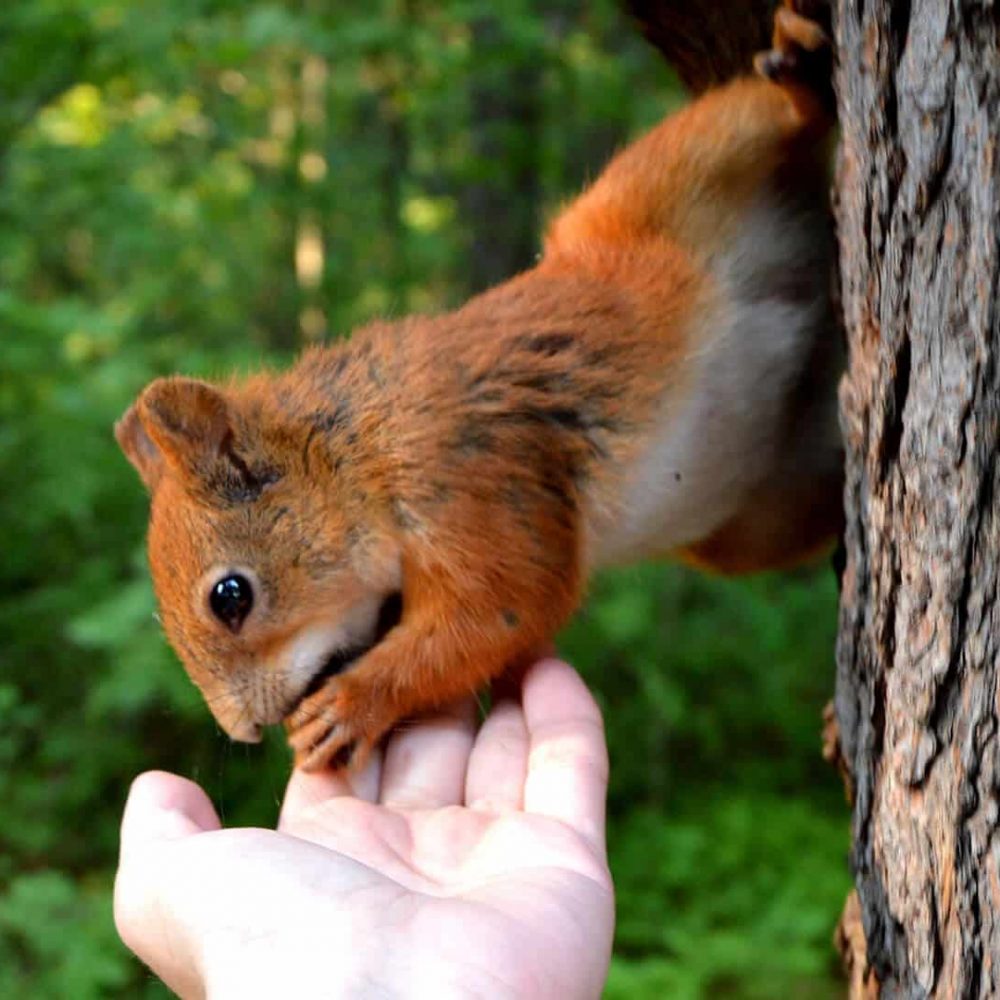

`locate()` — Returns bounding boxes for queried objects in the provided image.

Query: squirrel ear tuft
[118,377,234,488]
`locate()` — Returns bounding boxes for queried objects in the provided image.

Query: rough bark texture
[834,0,1000,995]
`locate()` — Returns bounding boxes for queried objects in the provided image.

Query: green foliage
[0,0,847,995]
[607,797,846,999]
[564,567,843,808]
[564,566,849,996]
[0,872,133,1000]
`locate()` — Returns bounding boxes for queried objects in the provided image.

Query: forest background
[0,1,849,995]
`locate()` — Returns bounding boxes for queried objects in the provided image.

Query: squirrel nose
[225,717,263,743]
[208,693,265,743]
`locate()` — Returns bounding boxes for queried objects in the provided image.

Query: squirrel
[116,0,842,771]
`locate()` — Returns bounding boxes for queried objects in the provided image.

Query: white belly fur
[591,190,833,566]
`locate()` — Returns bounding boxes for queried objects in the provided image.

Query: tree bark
[833,0,1000,994]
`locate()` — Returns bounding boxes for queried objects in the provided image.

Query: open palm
[115,659,614,999]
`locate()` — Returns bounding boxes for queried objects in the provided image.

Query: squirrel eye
[209,574,254,632]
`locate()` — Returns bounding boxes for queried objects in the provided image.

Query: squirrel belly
[538,77,840,573]
[587,185,838,571]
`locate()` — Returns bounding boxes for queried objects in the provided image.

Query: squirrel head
[115,376,402,742]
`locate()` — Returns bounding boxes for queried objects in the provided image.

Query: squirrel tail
[624,0,777,93]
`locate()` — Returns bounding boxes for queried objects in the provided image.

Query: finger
[491,641,556,701]
[379,698,477,809]
[115,774,387,999]
[118,771,221,863]
[464,698,529,812]
[521,659,609,856]
[115,771,222,999]
[279,746,383,832]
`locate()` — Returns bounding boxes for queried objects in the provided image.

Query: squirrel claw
[753,48,800,83]
[775,7,830,54]
[293,731,359,772]
[286,684,375,771]
[788,0,832,39]
[755,0,834,112]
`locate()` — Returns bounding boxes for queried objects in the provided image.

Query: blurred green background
[0,0,848,996]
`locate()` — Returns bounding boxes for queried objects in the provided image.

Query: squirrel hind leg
[754,0,834,117]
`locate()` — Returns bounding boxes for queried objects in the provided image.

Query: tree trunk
[833,0,1000,994]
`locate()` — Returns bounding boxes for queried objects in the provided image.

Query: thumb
[119,771,222,861]
[114,771,221,999]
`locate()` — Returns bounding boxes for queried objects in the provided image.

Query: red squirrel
[116,1,841,771]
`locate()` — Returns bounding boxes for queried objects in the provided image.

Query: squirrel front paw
[754,0,833,111]
[285,674,389,771]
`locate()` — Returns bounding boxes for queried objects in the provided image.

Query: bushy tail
[624,0,777,92]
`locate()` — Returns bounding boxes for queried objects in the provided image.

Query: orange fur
[116,5,842,770]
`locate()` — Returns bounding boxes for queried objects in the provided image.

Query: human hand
[114,658,614,999]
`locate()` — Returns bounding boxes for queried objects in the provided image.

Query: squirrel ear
[115,402,166,491]
[119,377,234,488]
